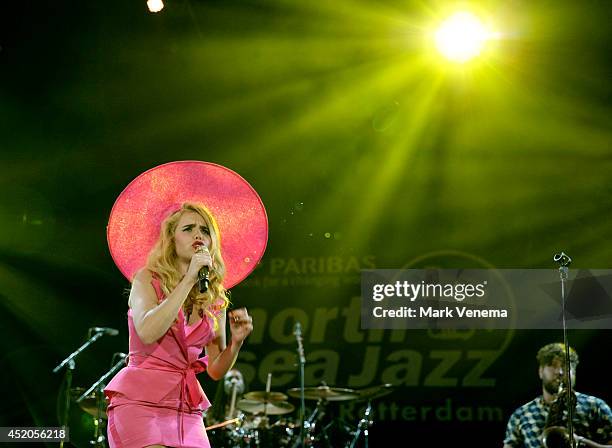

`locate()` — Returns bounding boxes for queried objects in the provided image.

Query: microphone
[90,327,119,336]
[553,252,572,267]
[111,352,128,365]
[196,246,210,293]
[199,266,209,293]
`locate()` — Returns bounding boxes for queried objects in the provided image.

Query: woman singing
[105,202,254,448]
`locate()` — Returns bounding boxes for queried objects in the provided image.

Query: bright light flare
[434,12,491,63]
[147,0,164,13]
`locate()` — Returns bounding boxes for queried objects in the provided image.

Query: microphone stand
[53,331,105,448]
[293,322,306,447]
[553,251,576,448]
[77,353,127,448]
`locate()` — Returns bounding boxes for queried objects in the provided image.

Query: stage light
[434,11,491,63]
[147,0,164,13]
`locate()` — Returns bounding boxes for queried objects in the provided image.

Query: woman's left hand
[228,308,253,345]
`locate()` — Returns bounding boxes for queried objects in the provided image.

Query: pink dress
[104,277,217,448]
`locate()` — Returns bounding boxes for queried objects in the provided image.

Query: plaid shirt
[504,392,612,448]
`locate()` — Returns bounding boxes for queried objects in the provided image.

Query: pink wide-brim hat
[107,161,268,288]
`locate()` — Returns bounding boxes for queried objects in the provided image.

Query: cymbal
[71,388,107,419]
[286,386,359,401]
[356,383,395,401]
[237,399,295,415]
[243,391,288,402]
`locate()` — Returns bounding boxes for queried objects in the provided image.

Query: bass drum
[270,417,298,447]
[206,414,297,448]
[207,425,239,448]
[239,415,298,448]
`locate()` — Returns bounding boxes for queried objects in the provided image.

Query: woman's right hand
[186,247,213,284]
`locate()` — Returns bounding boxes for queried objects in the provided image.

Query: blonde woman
[105,203,253,448]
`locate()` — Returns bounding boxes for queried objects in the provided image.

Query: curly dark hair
[536,342,579,368]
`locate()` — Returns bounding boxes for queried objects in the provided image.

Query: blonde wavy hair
[146,202,229,327]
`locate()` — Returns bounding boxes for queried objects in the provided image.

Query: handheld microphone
[196,246,210,293]
[199,266,209,293]
[90,327,119,336]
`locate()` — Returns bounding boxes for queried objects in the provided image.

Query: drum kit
[206,383,395,448]
[60,379,393,448]
[52,326,394,448]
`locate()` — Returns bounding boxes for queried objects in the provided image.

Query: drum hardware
[272,417,300,445]
[341,384,395,448]
[307,399,334,448]
[53,329,114,448]
[285,383,367,448]
[76,352,127,448]
[285,398,334,448]
[56,388,97,448]
[218,411,298,447]
[345,402,373,448]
